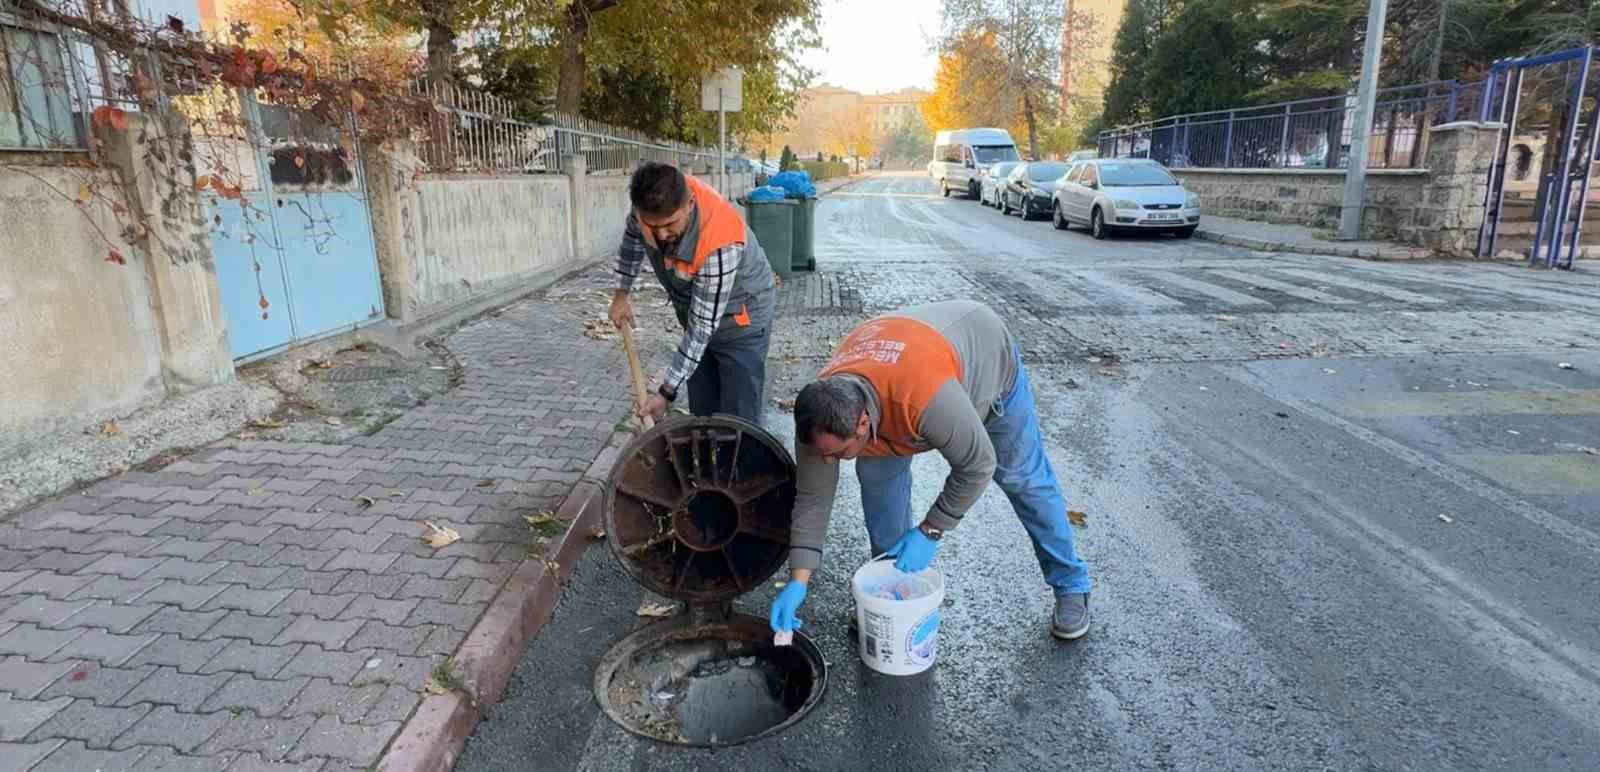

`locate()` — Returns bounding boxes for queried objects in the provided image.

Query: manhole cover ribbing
[320,366,405,383]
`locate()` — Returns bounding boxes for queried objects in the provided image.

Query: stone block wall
[1171,122,1505,256]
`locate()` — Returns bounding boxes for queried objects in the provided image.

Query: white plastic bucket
[851,559,945,676]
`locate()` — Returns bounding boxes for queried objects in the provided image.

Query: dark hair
[629,162,689,216]
[794,377,866,445]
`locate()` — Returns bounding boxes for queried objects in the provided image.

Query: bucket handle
[870,551,892,563]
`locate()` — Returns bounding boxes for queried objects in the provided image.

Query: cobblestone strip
[0,267,662,771]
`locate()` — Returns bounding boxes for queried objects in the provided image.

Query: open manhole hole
[596,415,824,746]
[594,613,825,746]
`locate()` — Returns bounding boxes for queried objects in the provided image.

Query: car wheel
[941,181,950,198]
[1052,202,1068,230]
[1091,207,1109,240]
[1023,195,1038,221]
[969,180,980,199]
[1000,194,1011,215]
[1175,226,1197,239]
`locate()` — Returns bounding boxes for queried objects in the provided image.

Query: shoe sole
[1051,623,1089,640]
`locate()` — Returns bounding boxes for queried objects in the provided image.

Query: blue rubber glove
[769,580,808,633]
[887,527,939,573]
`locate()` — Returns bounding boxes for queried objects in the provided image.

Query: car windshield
[990,162,1018,177]
[1028,162,1069,181]
[973,144,1020,163]
[1099,163,1177,186]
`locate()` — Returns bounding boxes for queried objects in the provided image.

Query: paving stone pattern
[0,270,661,771]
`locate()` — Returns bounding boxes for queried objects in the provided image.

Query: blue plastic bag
[747,185,787,203]
[769,170,817,199]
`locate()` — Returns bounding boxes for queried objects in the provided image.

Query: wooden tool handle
[619,324,655,430]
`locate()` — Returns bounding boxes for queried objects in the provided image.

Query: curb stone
[1195,228,1434,261]
[374,433,628,772]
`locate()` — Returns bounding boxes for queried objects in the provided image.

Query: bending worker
[769,300,1094,640]
[609,162,776,425]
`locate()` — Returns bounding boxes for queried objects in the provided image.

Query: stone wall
[0,114,233,453]
[1172,122,1505,256]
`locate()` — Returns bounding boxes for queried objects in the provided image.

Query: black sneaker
[1051,592,1090,640]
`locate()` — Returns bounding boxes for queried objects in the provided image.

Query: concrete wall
[1173,122,1504,256]
[0,113,233,452]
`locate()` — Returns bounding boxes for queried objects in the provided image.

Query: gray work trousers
[686,325,772,427]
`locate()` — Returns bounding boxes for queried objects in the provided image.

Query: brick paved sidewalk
[0,267,668,771]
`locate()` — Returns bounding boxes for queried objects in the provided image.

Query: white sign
[700,67,743,112]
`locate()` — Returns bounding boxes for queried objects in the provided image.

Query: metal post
[717,87,726,197]
[1566,47,1600,269]
[1280,104,1292,167]
[1547,48,1592,268]
[1478,66,1521,259]
[1223,111,1236,167]
[1338,0,1391,239]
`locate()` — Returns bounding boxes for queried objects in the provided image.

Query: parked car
[1068,149,1098,162]
[1050,158,1201,239]
[1001,161,1071,220]
[978,161,1020,208]
[927,127,1021,199]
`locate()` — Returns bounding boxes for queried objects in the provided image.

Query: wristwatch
[917,522,944,541]
[657,383,677,402]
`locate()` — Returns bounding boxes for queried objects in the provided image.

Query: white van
[927,128,1021,199]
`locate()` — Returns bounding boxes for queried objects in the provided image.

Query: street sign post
[1338,0,1390,240]
[701,67,743,197]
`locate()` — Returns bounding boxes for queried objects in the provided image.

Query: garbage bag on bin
[769,170,817,199]
[747,185,788,203]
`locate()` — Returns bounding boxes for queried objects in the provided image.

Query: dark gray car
[1001,161,1071,220]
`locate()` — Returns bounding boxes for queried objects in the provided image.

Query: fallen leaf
[388,491,404,498]
[237,430,259,440]
[193,174,212,190]
[250,418,287,429]
[98,421,122,437]
[246,487,267,496]
[1438,514,1454,524]
[322,416,342,426]
[293,155,305,169]
[523,512,556,527]
[475,479,495,488]
[422,676,449,695]
[351,89,366,111]
[773,398,795,413]
[76,182,92,203]
[588,526,606,540]
[105,248,126,265]
[356,495,376,508]
[1067,510,1088,527]
[636,602,677,618]
[422,521,461,549]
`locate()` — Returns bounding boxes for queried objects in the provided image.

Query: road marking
[1221,367,1600,557]
[1338,389,1600,418]
[1141,271,1274,308]
[1449,453,1600,495]
[1273,268,1447,305]
[1341,264,1600,311]
[1208,270,1356,305]
[830,191,944,199]
[1078,272,1186,309]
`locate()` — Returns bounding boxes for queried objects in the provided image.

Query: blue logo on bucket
[906,610,940,665]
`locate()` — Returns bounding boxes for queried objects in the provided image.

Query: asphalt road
[459,172,1600,770]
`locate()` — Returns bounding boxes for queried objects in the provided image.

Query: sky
[801,0,942,94]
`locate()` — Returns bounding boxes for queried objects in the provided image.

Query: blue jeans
[855,346,1092,595]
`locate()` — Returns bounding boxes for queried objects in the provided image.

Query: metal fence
[414,81,725,175]
[1097,80,1488,170]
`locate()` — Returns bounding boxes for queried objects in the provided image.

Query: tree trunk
[422,0,455,87]
[555,2,597,116]
[1023,90,1040,160]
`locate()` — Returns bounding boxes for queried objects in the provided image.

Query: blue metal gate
[206,89,385,359]
[1478,46,1600,270]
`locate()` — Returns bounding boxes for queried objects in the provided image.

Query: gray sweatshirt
[789,300,1018,571]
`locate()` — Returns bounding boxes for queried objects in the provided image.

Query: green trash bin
[790,197,817,272]
[740,198,796,275]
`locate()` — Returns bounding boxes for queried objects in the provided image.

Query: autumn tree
[939,0,1073,159]
[922,27,1015,132]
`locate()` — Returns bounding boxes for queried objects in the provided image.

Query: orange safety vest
[817,316,963,456]
[657,174,752,326]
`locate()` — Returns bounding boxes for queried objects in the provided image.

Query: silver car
[1050,159,1201,239]
[978,162,1019,208]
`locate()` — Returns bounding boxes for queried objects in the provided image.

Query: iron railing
[1097,80,1487,170]
[414,81,724,175]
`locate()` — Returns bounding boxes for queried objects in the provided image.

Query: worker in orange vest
[608,163,776,425]
[771,300,1093,640]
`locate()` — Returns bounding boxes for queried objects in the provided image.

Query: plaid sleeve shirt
[614,216,742,396]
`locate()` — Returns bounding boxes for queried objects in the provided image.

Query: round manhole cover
[320,366,405,383]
